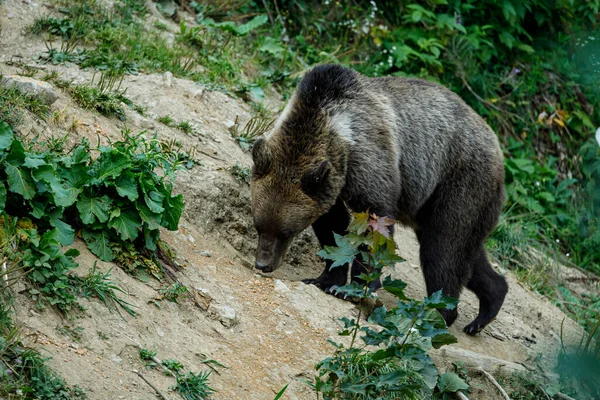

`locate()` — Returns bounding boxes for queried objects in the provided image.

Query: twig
[555,393,577,400]
[152,355,176,378]
[457,392,470,400]
[477,367,510,400]
[133,370,170,400]
[260,0,274,26]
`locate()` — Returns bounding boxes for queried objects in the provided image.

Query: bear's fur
[250,64,508,334]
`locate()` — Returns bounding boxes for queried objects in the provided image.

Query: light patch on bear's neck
[329,112,356,145]
[265,92,298,139]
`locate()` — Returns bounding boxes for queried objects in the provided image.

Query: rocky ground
[1,1,598,399]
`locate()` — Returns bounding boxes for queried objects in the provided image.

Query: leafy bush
[312,213,468,399]
[0,121,187,309]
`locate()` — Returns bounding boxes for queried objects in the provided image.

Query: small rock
[1,75,58,105]
[112,355,122,364]
[7,13,14,19]
[197,250,212,257]
[273,279,290,294]
[163,71,173,87]
[210,304,238,328]
[224,119,236,130]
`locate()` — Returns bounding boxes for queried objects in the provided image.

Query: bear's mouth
[254,234,293,272]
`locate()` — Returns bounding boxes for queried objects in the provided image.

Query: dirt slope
[0,1,596,399]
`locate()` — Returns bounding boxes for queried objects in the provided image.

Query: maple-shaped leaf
[316,233,359,269]
[367,214,395,238]
[348,212,370,235]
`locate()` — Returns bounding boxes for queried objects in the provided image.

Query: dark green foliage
[0,121,186,309]
[313,213,466,399]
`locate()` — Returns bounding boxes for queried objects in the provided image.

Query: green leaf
[49,217,75,246]
[234,14,268,36]
[144,191,165,213]
[425,290,458,310]
[144,227,160,251]
[59,164,91,188]
[6,139,26,165]
[30,164,80,207]
[23,155,47,169]
[77,192,112,225]
[437,372,469,393]
[4,163,36,199]
[258,37,285,55]
[382,276,409,300]
[82,229,114,262]
[115,171,139,201]
[108,209,142,241]
[161,194,184,230]
[0,122,14,151]
[273,384,288,400]
[91,150,132,182]
[0,182,6,213]
[137,202,162,230]
[431,332,458,348]
[317,233,359,269]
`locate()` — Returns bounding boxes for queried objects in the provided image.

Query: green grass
[71,264,136,316]
[230,162,250,183]
[175,371,214,400]
[0,85,50,127]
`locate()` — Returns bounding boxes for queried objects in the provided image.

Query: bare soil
[1,1,598,399]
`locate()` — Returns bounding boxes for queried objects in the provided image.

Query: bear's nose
[255,261,268,271]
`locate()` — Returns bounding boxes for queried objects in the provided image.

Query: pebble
[274,279,290,294]
[1,75,58,105]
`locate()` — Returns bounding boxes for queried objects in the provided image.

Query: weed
[139,347,158,368]
[97,331,109,340]
[133,104,147,116]
[158,115,175,126]
[230,114,274,151]
[312,212,467,398]
[176,120,194,134]
[159,281,188,303]
[162,359,184,374]
[230,162,250,183]
[174,370,215,400]
[72,263,136,316]
[68,71,131,120]
[56,325,85,342]
[0,85,50,126]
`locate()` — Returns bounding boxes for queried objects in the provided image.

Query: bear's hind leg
[303,198,351,293]
[418,231,465,327]
[463,248,508,335]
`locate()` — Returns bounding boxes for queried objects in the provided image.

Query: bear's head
[249,127,346,272]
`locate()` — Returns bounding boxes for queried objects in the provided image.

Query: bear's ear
[251,137,271,178]
[301,160,331,199]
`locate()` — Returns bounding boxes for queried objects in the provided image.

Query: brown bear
[249,64,508,335]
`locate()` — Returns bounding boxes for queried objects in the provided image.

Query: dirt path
[0,1,594,399]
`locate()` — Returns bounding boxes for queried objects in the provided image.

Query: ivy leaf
[161,194,184,230]
[0,182,6,213]
[317,233,359,269]
[82,229,114,262]
[108,209,142,241]
[437,372,469,393]
[0,121,14,151]
[77,192,112,224]
[114,171,139,201]
[4,163,36,199]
